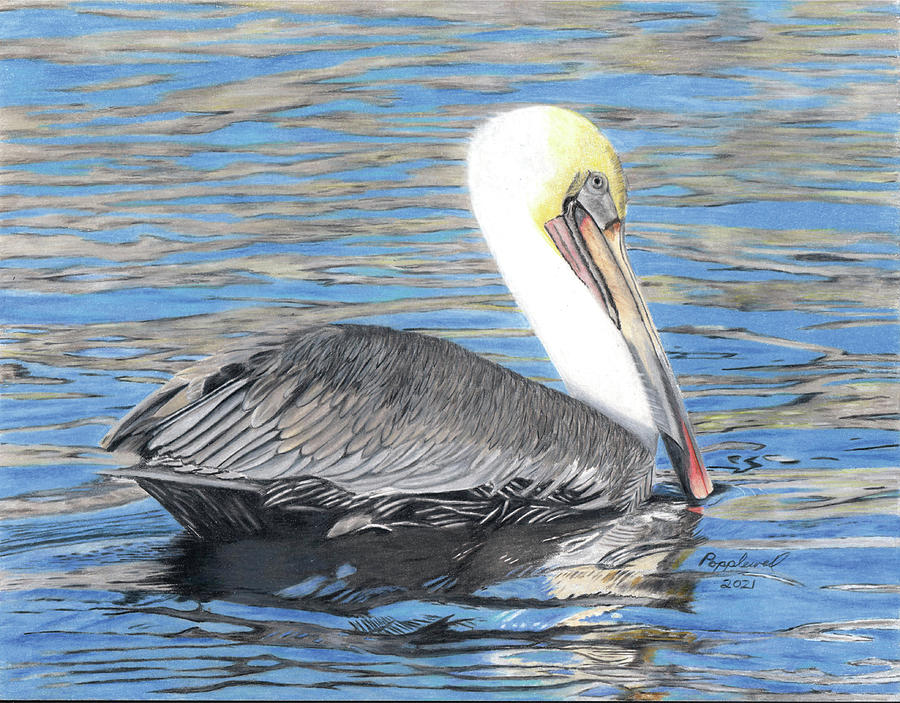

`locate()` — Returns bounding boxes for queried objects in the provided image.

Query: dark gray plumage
[103,325,653,537]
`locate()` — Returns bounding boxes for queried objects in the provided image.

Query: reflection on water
[6,501,706,697]
[154,499,703,613]
[1,0,898,698]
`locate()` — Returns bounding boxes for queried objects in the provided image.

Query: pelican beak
[545,176,713,501]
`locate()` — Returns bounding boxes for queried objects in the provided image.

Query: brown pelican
[102,106,713,539]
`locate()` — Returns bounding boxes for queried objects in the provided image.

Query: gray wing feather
[103,324,652,509]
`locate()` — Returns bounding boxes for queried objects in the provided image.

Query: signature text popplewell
[698,551,789,572]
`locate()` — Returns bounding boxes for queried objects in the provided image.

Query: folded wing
[103,325,651,508]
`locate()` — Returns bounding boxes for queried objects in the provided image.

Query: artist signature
[698,551,790,572]
[697,551,791,592]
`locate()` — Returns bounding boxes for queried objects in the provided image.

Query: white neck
[468,109,657,448]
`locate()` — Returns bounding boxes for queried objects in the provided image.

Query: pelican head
[468,105,712,500]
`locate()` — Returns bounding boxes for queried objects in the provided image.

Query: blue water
[1,1,898,699]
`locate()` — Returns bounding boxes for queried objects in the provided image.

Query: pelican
[102,105,713,539]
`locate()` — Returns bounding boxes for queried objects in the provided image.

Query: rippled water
[2,1,898,699]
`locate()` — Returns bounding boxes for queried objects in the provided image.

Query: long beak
[545,205,713,501]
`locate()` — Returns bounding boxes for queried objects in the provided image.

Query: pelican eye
[588,173,607,192]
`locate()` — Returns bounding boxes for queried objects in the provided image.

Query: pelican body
[102,106,712,539]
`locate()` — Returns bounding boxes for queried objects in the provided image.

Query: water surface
[1,1,898,699]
